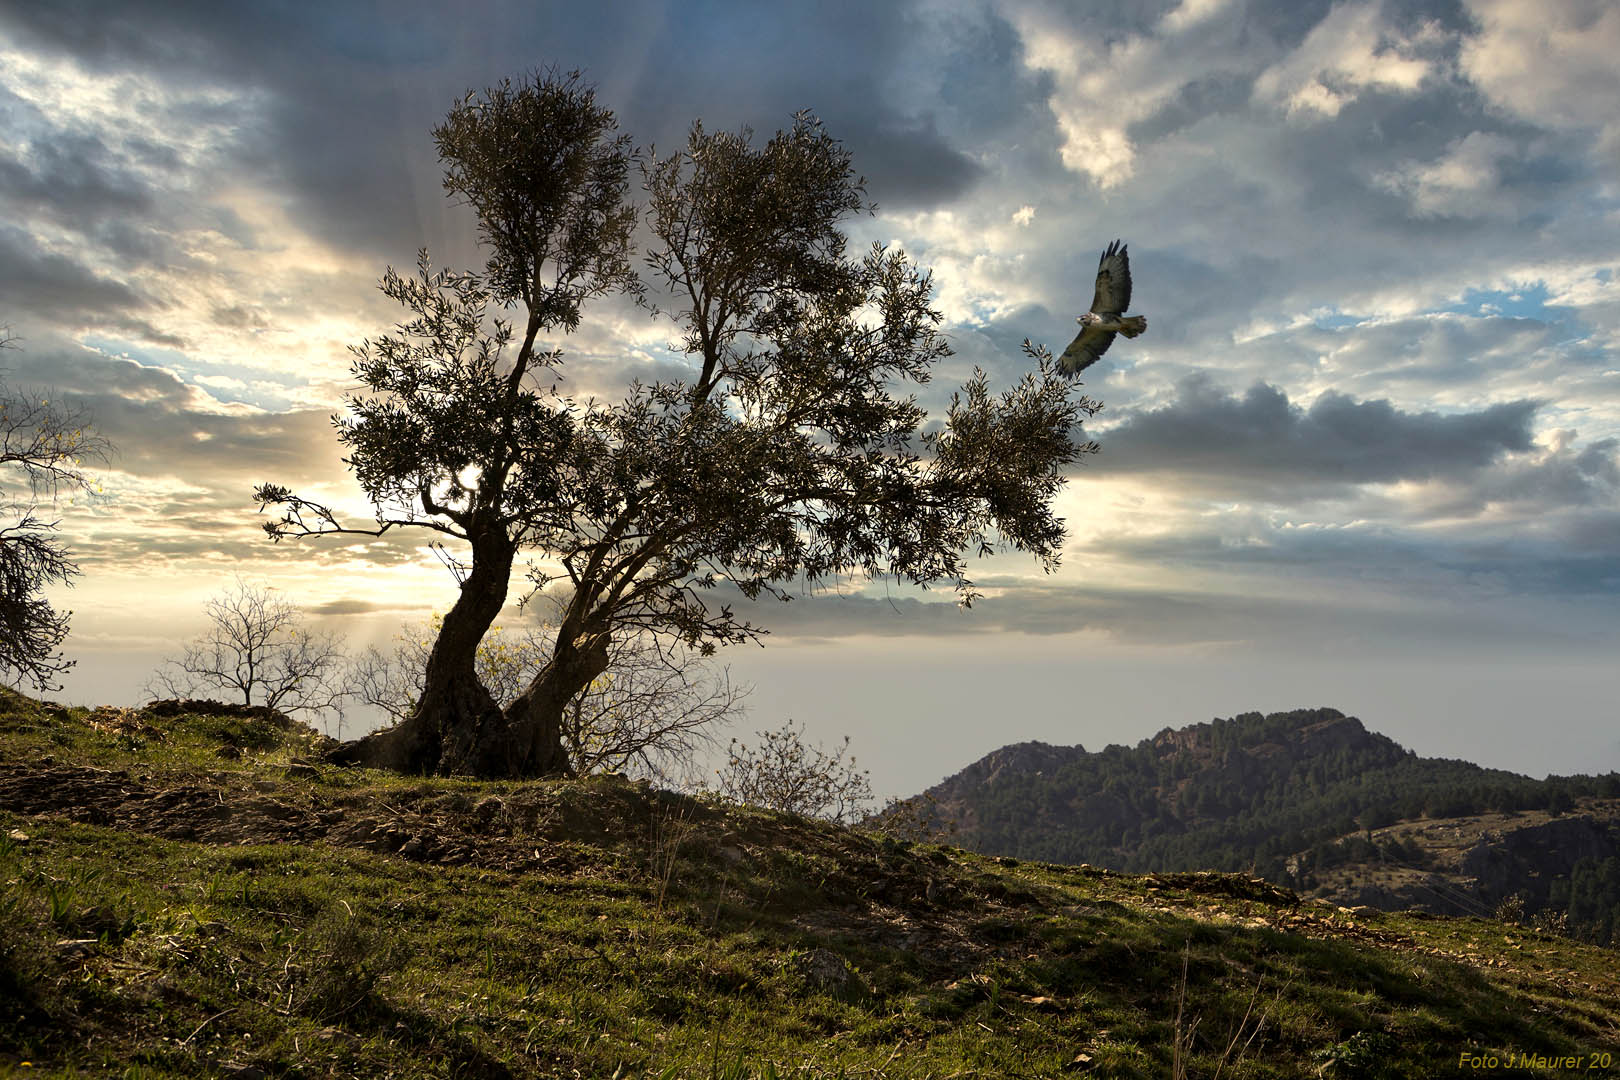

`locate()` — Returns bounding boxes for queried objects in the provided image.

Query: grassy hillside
[2,691,1617,1078]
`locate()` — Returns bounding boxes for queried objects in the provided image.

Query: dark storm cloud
[0,0,215,70]
[842,119,984,211]
[909,7,1051,148]
[1236,0,1341,49]
[3,350,336,484]
[699,571,1612,656]
[1463,438,1618,505]
[612,3,989,211]
[1085,513,1620,601]
[1125,70,1257,145]
[1093,375,1537,496]
[1,0,985,266]
[90,220,182,266]
[0,122,153,223]
[0,227,148,320]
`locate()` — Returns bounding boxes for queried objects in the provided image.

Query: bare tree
[349,613,743,779]
[0,326,112,692]
[147,578,346,718]
[560,632,743,781]
[714,719,873,824]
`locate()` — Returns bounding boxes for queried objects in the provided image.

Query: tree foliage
[255,70,1102,778]
[147,578,347,718]
[0,326,111,691]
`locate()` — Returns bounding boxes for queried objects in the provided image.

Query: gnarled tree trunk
[330,526,526,775]
[503,619,612,777]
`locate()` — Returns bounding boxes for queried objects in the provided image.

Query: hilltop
[2,691,1617,1078]
[889,708,1620,940]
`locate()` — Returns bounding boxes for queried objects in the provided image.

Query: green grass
[1,691,1616,1078]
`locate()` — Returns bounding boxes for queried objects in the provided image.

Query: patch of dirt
[83,706,164,738]
[1142,870,1300,906]
[140,699,303,725]
[790,901,997,975]
[0,764,668,875]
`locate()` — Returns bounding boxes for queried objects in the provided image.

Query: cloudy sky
[2,0,1616,797]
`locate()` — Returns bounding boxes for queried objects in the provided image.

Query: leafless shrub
[714,719,873,823]
[563,635,745,782]
[867,791,959,844]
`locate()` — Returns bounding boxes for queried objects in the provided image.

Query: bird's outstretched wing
[1090,239,1132,316]
[1059,323,1115,375]
[1059,240,1136,375]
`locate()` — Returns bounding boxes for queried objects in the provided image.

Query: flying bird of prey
[1059,239,1146,377]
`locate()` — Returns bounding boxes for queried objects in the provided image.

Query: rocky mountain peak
[952,740,1086,790]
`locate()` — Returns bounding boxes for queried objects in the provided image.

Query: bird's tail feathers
[1119,315,1147,338]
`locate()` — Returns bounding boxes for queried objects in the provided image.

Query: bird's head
[1078,311,1101,327]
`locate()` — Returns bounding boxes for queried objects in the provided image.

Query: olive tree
[256,69,1100,778]
[0,326,112,692]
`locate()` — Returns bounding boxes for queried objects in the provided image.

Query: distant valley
[887,708,1620,943]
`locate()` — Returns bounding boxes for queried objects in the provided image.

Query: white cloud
[1158,0,1235,34]
[879,208,1037,327]
[1006,0,1257,187]
[0,45,255,176]
[1461,0,1620,153]
[1251,2,1439,121]
[1375,131,1519,217]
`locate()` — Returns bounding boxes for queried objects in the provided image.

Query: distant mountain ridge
[889,708,1620,941]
